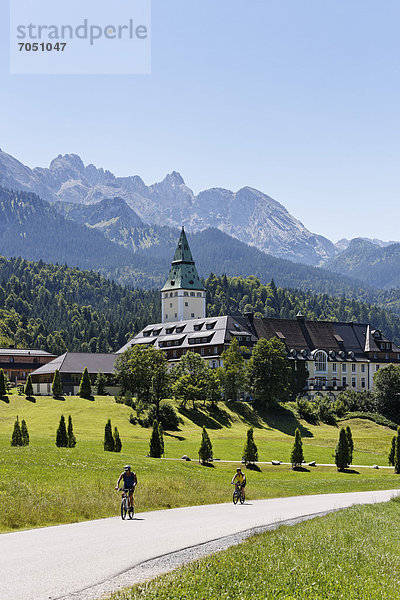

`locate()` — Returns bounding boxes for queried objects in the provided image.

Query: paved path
[1,489,399,600]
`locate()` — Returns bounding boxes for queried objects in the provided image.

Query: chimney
[296,312,305,322]
[244,312,254,325]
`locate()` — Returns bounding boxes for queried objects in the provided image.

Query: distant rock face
[0,149,336,266]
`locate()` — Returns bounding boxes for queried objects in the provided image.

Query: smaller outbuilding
[30,352,119,396]
[0,347,56,384]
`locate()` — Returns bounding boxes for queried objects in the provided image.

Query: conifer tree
[242,427,258,465]
[388,435,396,466]
[114,427,122,453]
[394,427,400,475]
[67,415,76,448]
[158,422,164,457]
[52,369,63,399]
[21,419,29,446]
[95,371,107,396]
[335,427,350,471]
[11,416,23,446]
[0,368,7,397]
[104,419,115,452]
[346,426,354,465]
[198,426,213,464]
[79,367,92,399]
[290,428,304,468]
[56,415,68,447]
[149,420,162,458]
[24,375,34,398]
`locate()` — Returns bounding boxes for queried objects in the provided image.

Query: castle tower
[161,228,206,323]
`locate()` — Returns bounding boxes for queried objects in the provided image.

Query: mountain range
[0,148,399,293]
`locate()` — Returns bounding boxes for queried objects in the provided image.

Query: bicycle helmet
[124,465,131,471]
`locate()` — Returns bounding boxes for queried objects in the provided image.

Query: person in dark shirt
[115,465,137,510]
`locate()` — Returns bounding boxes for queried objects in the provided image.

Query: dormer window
[193,323,203,331]
[206,322,216,330]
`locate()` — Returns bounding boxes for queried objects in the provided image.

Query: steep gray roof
[31,353,118,376]
[0,348,55,357]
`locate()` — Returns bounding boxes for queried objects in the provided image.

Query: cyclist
[115,465,137,510]
[231,467,246,501]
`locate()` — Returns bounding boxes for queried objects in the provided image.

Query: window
[169,302,172,308]
[189,339,194,345]
[174,313,177,318]
[375,365,380,371]
[352,377,356,388]
[170,293,173,297]
[214,347,218,354]
[332,363,337,373]
[373,353,378,360]
[342,363,347,373]
[165,314,168,319]
[314,351,327,372]
[361,377,366,389]
[184,292,188,296]
[352,364,356,373]
[167,341,172,347]
[194,324,203,331]
[190,292,195,297]
[385,353,389,360]
[197,292,202,297]
[200,348,205,355]
[342,376,347,387]
[185,302,188,307]
[173,350,177,358]
[174,292,178,297]
[191,313,194,318]
[361,364,366,373]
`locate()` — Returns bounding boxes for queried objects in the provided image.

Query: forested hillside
[1,256,400,354]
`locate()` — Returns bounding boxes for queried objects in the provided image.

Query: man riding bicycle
[115,465,137,509]
[231,467,246,501]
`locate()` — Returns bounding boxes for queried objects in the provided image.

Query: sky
[0,0,399,242]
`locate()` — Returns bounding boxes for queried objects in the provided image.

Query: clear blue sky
[1,0,399,242]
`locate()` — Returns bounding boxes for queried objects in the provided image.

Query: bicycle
[118,488,135,519]
[231,482,245,505]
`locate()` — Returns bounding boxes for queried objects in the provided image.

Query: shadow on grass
[342,469,360,474]
[245,463,261,472]
[262,404,313,438]
[206,404,232,427]
[291,466,310,472]
[54,396,66,401]
[26,396,36,403]
[165,432,186,441]
[0,395,10,403]
[227,401,267,429]
[200,462,215,468]
[178,407,223,430]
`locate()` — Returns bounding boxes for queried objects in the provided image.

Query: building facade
[0,347,56,384]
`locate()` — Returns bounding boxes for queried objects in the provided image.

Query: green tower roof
[161,228,204,292]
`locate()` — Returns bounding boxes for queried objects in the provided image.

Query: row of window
[163,291,204,298]
[312,376,367,389]
[169,347,220,358]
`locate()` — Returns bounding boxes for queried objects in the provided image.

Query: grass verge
[110,497,400,600]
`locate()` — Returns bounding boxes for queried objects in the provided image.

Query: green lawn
[110,497,400,600]
[0,393,399,532]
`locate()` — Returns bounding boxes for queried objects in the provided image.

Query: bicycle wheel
[121,498,127,520]
[240,490,245,504]
[232,491,238,505]
[129,501,135,519]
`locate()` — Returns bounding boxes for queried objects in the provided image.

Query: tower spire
[161,230,206,323]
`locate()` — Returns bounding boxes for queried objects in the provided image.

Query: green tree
[56,415,68,447]
[11,416,23,447]
[52,369,63,399]
[246,338,292,407]
[290,361,309,397]
[205,369,222,406]
[388,435,396,466]
[104,419,115,452]
[21,419,29,446]
[172,352,209,409]
[220,337,246,401]
[0,368,7,397]
[394,427,400,475]
[67,415,76,448]
[113,427,122,453]
[290,428,304,468]
[95,371,107,396]
[158,422,164,457]
[346,426,354,465]
[335,427,350,471]
[373,364,400,422]
[198,426,213,464]
[79,367,92,399]
[24,374,34,398]
[242,427,258,465]
[149,420,162,458]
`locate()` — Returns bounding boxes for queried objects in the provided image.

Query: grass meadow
[110,497,400,600]
[0,392,399,532]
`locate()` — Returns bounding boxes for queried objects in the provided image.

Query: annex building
[30,228,400,397]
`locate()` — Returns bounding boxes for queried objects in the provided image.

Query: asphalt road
[1,489,399,600]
